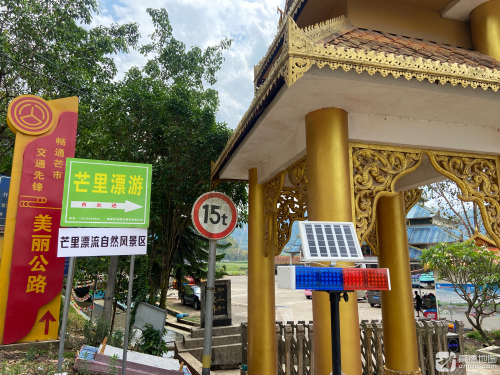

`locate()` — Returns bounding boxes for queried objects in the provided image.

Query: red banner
[3,112,77,344]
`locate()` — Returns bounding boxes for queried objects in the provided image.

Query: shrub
[466,330,485,342]
[83,316,109,347]
[109,329,124,348]
[136,324,168,356]
[491,329,500,341]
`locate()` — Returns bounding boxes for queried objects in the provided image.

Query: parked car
[357,290,366,301]
[179,285,201,310]
[366,290,381,307]
[304,289,312,299]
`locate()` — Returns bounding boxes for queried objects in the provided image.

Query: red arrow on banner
[39,311,56,335]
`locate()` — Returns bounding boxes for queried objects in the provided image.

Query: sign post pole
[122,254,136,375]
[201,239,217,375]
[57,256,76,373]
[191,192,238,375]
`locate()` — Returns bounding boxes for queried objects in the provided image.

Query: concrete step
[166,316,192,333]
[189,325,240,338]
[182,333,241,349]
[175,340,242,370]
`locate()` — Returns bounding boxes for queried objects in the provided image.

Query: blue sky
[94,0,283,128]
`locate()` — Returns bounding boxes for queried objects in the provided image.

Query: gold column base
[384,366,422,375]
[247,168,277,374]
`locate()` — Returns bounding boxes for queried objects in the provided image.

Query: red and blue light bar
[277,266,391,291]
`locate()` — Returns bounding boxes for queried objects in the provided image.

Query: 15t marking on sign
[192,192,237,240]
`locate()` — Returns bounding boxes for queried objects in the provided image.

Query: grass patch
[68,304,86,330]
[218,261,248,275]
[464,341,478,355]
[183,316,201,324]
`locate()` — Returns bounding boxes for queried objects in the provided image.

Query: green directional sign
[61,158,152,227]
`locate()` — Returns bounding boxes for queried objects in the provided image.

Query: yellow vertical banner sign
[0,95,78,344]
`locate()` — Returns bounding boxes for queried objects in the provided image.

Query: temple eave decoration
[211,14,500,184]
[261,144,500,257]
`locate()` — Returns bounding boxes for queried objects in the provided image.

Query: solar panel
[298,221,364,262]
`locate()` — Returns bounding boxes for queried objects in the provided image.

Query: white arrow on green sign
[61,158,152,228]
[70,200,142,212]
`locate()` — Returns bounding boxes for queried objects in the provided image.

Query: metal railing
[241,319,466,375]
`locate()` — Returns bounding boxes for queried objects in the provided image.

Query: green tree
[172,226,229,289]
[79,8,247,309]
[423,180,482,238]
[0,0,139,173]
[421,240,500,344]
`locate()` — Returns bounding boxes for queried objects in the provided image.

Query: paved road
[174,275,430,325]
[229,275,384,325]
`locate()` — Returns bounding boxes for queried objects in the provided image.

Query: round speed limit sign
[192,192,238,240]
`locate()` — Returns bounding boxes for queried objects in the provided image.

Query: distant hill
[229,224,248,250]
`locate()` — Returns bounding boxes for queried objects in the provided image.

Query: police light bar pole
[192,192,238,375]
[330,292,348,375]
[329,291,346,375]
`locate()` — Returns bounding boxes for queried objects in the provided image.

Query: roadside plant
[108,354,120,375]
[79,350,91,375]
[25,347,36,361]
[109,329,124,348]
[421,239,500,344]
[83,316,110,347]
[136,324,168,356]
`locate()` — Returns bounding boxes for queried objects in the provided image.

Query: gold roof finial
[277,6,285,29]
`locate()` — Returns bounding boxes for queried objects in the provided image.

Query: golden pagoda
[212,1,500,374]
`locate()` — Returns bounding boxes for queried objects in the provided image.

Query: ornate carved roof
[211,15,500,182]
[471,231,498,248]
[325,28,500,71]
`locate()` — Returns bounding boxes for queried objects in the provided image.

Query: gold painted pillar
[376,193,419,374]
[247,168,277,374]
[470,0,500,61]
[305,108,362,375]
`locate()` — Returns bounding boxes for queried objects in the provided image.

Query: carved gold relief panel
[264,158,308,257]
[363,188,422,256]
[263,144,500,258]
[428,153,500,249]
[264,171,285,257]
[350,144,424,249]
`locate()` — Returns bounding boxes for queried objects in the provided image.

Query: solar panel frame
[298,221,364,262]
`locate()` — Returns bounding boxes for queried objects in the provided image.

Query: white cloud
[93,0,284,128]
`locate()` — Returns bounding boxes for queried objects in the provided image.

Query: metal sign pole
[329,292,342,375]
[122,255,136,375]
[57,256,76,373]
[201,239,217,375]
[90,271,98,322]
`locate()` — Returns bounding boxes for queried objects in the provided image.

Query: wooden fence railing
[240,319,466,375]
